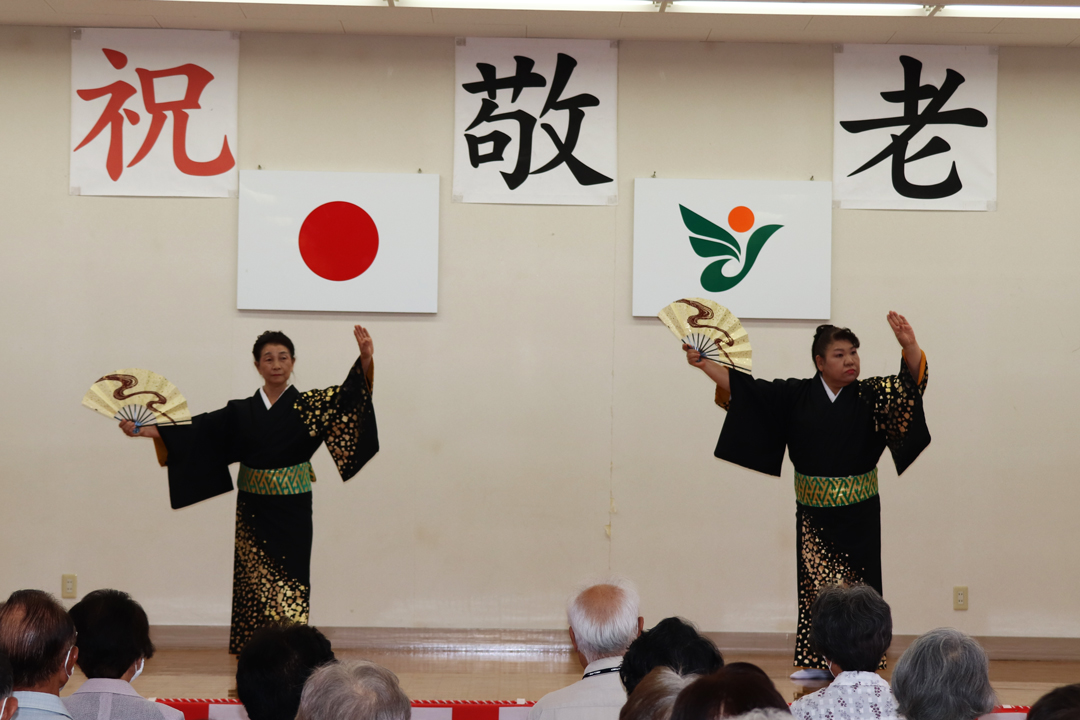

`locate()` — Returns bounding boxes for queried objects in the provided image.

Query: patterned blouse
[790,671,899,720]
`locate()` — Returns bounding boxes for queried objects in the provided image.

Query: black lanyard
[582,665,621,679]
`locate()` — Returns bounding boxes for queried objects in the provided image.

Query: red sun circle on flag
[298,202,379,282]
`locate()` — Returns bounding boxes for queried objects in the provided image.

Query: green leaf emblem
[680,204,782,292]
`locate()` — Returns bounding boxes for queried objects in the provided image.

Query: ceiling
[4,0,1080,47]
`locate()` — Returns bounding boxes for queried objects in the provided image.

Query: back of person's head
[670,663,788,720]
[296,660,410,720]
[0,590,76,688]
[237,624,336,720]
[621,617,724,696]
[620,667,698,720]
[69,589,155,679]
[809,583,892,672]
[0,650,12,698]
[892,627,996,720]
[1026,684,1080,720]
[567,579,640,664]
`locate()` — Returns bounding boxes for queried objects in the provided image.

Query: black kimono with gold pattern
[158,357,377,653]
[713,354,928,669]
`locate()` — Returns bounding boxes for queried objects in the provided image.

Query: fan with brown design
[658,298,752,374]
[82,369,192,432]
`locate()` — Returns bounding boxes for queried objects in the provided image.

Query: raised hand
[354,325,374,361]
[887,311,917,350]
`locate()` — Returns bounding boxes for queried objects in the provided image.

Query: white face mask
[130,658,144,683]
[1,697,8,719]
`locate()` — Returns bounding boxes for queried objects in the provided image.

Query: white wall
[2,26,1078,639]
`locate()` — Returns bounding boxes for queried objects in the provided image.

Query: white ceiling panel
[158,13,345,31]
[0,0,1078,46]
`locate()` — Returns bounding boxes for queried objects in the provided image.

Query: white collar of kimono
[820,375,842,403]
[259,384,293,410]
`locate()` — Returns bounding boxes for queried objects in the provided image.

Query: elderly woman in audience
[670,663,791,720]
[297,660,410,720]
[789,584,897,720]
[1024,684,1080,720]
[620,667,697,720]
[621,618,724,696]
[891,628,996,720]
[63,590,183,720]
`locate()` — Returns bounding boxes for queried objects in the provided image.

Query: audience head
[670,663,789,720]
[891,627,996,720]
[621,617,724,696]
[620,667,697,720]
[237,623,336,720]
[0,650,17,720]
[0,590,77,692]
[1026,684,1080,720]
[809,583,892,673]
[69,589,155,680]
[567,579,641,665]
[296,660,410,720]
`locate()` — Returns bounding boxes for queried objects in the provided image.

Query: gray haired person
[530,579,643,720]
[296,660,410,720]
[891,628,996,720]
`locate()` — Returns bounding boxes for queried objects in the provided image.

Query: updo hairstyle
[253,331,296,361]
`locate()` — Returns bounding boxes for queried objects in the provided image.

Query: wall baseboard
[149,626,1080,662]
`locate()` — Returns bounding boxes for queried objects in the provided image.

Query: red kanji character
[130,63,235,176]
[73,48,141,182]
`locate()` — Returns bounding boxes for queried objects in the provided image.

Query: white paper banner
[633,178,832,320]
[834,44,997,211]
[237,171,439,314]
[453,37,618,206]
[70,28,238,198]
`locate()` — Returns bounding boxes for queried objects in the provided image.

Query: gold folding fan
[658,298,752,374]
[82,369,192,431]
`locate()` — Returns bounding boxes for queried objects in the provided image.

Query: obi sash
[237,462,315,495]
[794,467,878,508]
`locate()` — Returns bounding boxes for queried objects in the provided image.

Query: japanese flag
[237,170,439,313]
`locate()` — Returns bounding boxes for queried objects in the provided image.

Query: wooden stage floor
[61,647,1077,708]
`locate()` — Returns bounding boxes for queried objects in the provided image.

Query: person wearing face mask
[118,326,379,654]
[63,590,181,720]
[789,584,897,720]
[683,313,929,678]
[0,590,78,720]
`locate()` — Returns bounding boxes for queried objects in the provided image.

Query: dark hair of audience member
[68,590,155,679]
[0,590,77,688]
[620,667,698,720]
[809,583,892,672]
[0,650,12,699]
[236,624,335,720]
[1026,684,1080,720]
[620,617,724,696]
[670,663,789,720]
[891,627,996,720]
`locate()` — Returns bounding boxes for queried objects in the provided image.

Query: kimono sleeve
[157,404,237,510]
[860,352,930,476]
[294,356,379,481]
[713,371,802,477]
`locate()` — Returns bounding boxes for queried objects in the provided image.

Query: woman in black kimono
[683,312,928,673]
[120,325,379,653]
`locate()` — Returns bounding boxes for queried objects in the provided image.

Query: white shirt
[13,692,74,720]
[528,656,626,720]
[821,376,842,403]
[790,671,898,720]
[63,679,184,720]
[259,385,292,409]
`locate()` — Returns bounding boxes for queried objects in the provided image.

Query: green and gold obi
[237,462,315,495]
[794,467,878,507]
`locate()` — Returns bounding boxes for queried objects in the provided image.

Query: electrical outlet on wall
[62,574,77,599]
[953,585,968,611]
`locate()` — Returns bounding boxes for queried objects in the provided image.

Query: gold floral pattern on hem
[230,507,310,654]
